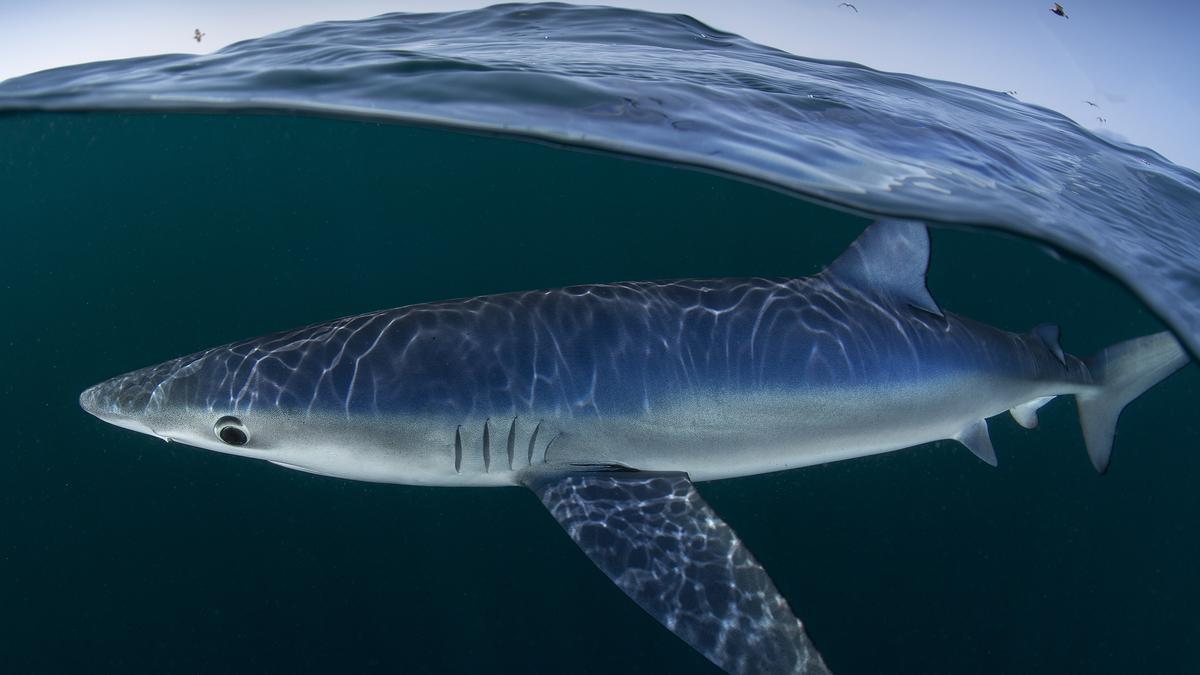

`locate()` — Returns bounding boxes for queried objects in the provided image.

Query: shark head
[80,348,299,459]
[81,352,208,441]
[78,337,464,485]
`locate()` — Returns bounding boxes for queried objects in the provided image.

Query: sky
[1,1,1197,171]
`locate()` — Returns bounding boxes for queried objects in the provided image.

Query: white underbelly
[550,377,1058,481]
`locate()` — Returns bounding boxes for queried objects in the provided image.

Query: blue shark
[80,221,1188,674]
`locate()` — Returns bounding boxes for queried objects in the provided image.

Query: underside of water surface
[3,3,1199,355]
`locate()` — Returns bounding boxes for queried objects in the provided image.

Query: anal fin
[953,419,997,466]
[521,467,830,675]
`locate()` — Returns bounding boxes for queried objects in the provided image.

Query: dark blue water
[1,4,1198,674]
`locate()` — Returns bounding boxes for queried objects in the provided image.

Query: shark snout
[79,380,117,419]
[79,376,161,437]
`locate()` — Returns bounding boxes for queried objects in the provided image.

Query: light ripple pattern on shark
[85,245,1084,434]
[80,220,1189,674]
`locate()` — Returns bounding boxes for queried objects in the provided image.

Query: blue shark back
[117,272,1078,422]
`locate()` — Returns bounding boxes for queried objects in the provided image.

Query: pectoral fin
[521,467,830,675]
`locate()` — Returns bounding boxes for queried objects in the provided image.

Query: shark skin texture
[80,220,1188,674]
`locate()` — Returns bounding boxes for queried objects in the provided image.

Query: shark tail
[1076,331,1189,473]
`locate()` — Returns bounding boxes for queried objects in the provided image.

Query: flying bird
[1097,116,1107,124]
[838,2,858,12]
[1050,3,1068,18]
[1004,90,1018,96]
[193,29,205,43]
[1085,100,1099,107]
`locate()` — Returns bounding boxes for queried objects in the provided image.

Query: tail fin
[1076,331,1189,473]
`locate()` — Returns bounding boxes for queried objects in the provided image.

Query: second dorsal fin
[823,219,943,317]
[1030,323,1066,365]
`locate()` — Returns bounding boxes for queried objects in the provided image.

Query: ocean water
[1,5,1198,675]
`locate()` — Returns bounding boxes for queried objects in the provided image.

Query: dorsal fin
[1031,323,1066,365]
[823,219,943,317]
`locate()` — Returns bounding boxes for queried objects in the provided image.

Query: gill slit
[506,417,517,470]
[527,420,542,466]
[454,425,462,474]
[543,431,562,464]
[482,418,491,473]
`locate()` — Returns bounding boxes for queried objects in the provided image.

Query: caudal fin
[1076,331,1189,473]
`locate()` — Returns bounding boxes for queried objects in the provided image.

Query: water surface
[2,3,1198,354]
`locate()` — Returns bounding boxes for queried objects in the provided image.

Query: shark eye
[214,416,248,446]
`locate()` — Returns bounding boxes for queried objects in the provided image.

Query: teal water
[1,112,1197,673]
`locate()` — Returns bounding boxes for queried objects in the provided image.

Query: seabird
[838,3,858,12]
[1050,3,1068,18]
[194,29,205,43]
